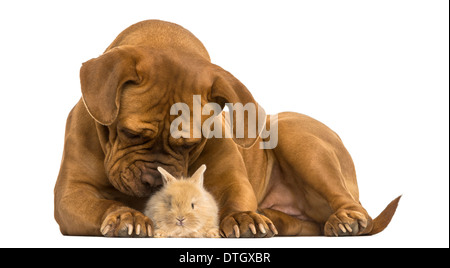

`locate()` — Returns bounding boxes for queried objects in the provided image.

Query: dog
[54,20,400,237]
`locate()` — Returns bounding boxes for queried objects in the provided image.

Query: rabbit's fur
[144,165,220,238]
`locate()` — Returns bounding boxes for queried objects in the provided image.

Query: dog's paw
[100,207,153,237]
[324,209,372,236]
[220,211,278,238]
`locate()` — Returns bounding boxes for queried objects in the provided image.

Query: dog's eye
[182,138,201,149]
[120,128,141,140]
[191,203,195,209]
[182,143,194,150]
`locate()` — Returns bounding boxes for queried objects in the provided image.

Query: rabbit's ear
[157,167,177,185]
[190,164,206,186]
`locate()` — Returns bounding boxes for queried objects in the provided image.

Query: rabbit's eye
[165,196,172,207]
[191,203,195,209]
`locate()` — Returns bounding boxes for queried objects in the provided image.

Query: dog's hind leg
[272,112,374,236]
[259,208,321,236]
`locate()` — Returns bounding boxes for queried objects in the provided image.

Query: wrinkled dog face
[80,46,264,197]
[103,84,208,197]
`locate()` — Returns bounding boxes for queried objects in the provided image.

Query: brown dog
[54,20,400,237]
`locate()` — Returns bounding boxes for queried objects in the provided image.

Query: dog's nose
[141,169,162,186]
[176,217,185,226]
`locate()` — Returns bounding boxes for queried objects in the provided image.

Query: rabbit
[144,164,220,238]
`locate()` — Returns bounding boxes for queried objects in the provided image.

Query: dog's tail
[369,195,402,235]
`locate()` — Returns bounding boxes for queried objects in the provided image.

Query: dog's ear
[80,46,141,125]
[209,67,266,148]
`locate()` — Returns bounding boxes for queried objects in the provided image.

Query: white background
[0,0,448,248]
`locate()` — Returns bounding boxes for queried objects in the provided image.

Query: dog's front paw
[324,208,372,236]
[220,211,278,238]
[101,207,153,237]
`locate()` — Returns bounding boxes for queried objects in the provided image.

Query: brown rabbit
[144,165,220,238]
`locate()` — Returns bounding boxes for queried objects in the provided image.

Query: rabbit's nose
[176,217,186,226]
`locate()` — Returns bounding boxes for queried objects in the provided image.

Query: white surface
[0,0,448,248]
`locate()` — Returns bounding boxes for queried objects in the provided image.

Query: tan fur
[144,165,219,238]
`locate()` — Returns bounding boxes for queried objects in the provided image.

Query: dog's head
[80,46,265,197]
